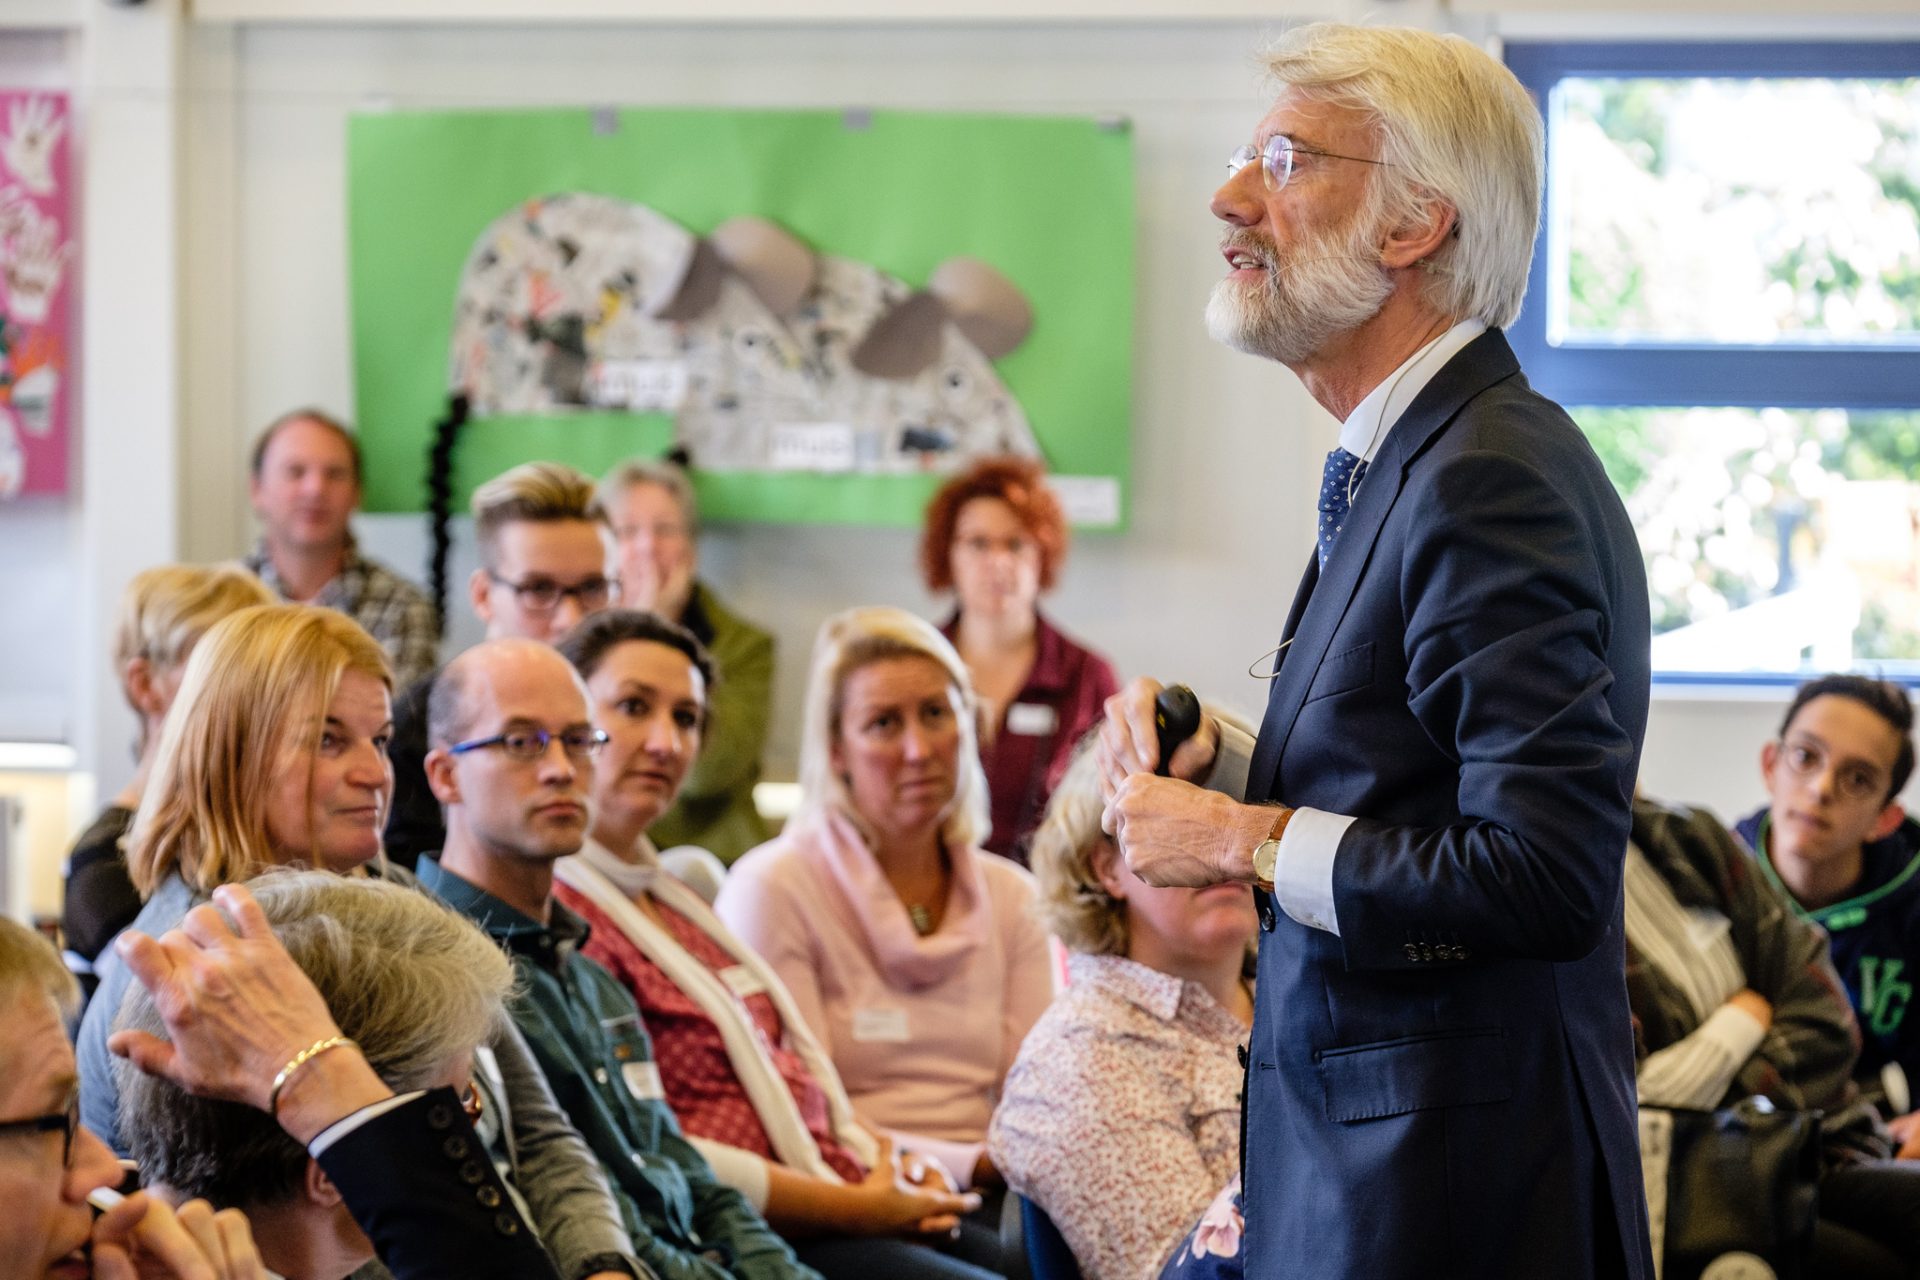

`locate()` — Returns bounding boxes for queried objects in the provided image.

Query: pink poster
[0,91,72,498]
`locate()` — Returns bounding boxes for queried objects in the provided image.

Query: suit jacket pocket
[1302,640,1375,705]
[1317,1026,1511,1123]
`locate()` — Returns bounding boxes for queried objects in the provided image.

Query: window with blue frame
[1505,42,1920,683]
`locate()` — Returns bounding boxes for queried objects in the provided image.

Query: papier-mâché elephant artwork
[448,193,1040,472]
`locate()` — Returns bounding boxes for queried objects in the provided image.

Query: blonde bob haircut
[127,604,393,899]
[114,564,276,675]
[1260,22,1546,330]
[1028,742,1123,955]
[794,605,990,851]
[1032,705,1258,956]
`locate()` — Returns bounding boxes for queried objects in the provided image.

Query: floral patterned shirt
[988,953,1248,1280]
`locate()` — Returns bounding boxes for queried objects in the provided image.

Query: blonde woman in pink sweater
[717,607,1055,1234]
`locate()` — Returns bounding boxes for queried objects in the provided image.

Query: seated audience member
[716,608,1054,1203]
[1732,676,1920,1119]
[1628,795,1920,1279]
[118,871,516,1280]
[109,881,564,1280]
[551,611,994,1280]
[73,604,636,1280]
[1,912,268,1280]
[601,459,774,863]
[415,639,820,1280]
[62,564,273,996]
[989,745,1254,1280]
[243,409,438,688]
[920,458,1117,861]
[386,461,618,865]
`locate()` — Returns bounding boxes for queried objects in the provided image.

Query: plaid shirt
[245,538,440,687]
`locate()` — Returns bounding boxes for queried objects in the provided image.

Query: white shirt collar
[1337,318,1486,463]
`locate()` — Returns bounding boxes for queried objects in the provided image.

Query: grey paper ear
[928,257,1033,358]
[851,291,948,379]
[650,238,726,321]
[708,216,818,316]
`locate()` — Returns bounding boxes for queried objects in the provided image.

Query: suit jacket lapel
[1244,329,1523,806]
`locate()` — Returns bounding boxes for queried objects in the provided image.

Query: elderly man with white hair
[1098,22,1654,1280]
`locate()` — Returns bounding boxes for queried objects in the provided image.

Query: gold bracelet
[268,1035,358,1118]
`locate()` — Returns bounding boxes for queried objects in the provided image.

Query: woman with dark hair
[919,456,1117,861]
[553,610,996,1280]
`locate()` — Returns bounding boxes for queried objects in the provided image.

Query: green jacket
[652,582,774,864]
[417,857,818,1280]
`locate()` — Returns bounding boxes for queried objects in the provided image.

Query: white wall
[7,7,1919,919]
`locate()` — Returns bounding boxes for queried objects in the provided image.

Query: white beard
[1205,214,1394,366]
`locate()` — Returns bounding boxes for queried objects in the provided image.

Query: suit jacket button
[1403,942,1421,963]
[460,1159,487,1186]
[1237,1044,1249,1069]
[442,1136,469,1160]
[1456,947,1471,961]
[476,1186,502,1209]
[494,1212,521,1237]
[427,1104,454,1130]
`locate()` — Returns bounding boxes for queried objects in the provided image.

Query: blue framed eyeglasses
[449,725,609,763]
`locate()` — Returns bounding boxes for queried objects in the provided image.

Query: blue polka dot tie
[1317,446,1368,570]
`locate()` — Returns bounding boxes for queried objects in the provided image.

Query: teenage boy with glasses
[1734,675,1920,1140]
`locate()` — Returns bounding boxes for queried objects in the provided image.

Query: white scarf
[555,840,880,1180]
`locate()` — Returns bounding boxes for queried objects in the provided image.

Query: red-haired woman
[920,456,1118,861]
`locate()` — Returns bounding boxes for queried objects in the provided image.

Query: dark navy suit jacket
[1241,330,1655,1279]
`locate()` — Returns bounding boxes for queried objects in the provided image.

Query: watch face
[1253,839,1280,883]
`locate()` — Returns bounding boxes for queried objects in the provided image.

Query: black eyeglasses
[0,1091,78,1168]
[449,725,609,763]
[485,572,616,615]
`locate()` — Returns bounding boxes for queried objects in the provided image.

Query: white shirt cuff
[307,1089,424,1159]
[1204,720,1255,799]
[1271,807,1352,937]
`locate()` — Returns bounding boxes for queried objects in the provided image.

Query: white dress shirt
[1211,318,1487,936]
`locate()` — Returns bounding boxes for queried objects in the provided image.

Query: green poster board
[346,106,1135,527]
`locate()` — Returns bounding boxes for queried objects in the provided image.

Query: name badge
[719,965,768,1000]
[851,1007,911,1043]
[622,1060,666,1101]
[1006,702,1058,736]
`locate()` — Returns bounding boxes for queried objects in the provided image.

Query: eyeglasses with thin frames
[484,573,616,615]
[1776,735,1892,805]
[1228,134,1392,192]
[0,1090,78,1168]
[449,725,609,764]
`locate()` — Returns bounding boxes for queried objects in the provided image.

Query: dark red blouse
[942,610,1120,864]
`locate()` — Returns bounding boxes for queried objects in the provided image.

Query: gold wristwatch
[1251,808,1291,887]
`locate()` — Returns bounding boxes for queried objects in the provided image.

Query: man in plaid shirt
[244,408,440,687]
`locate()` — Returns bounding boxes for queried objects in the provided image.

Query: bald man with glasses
[386,462,620,866]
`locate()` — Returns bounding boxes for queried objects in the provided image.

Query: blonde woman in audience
[989,742,1256,1280]
[550,610,997,1280]
[61,564,274,995]
[73,603,637,1280]
[716,607,1054,1224]
[0,913,269,1280]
